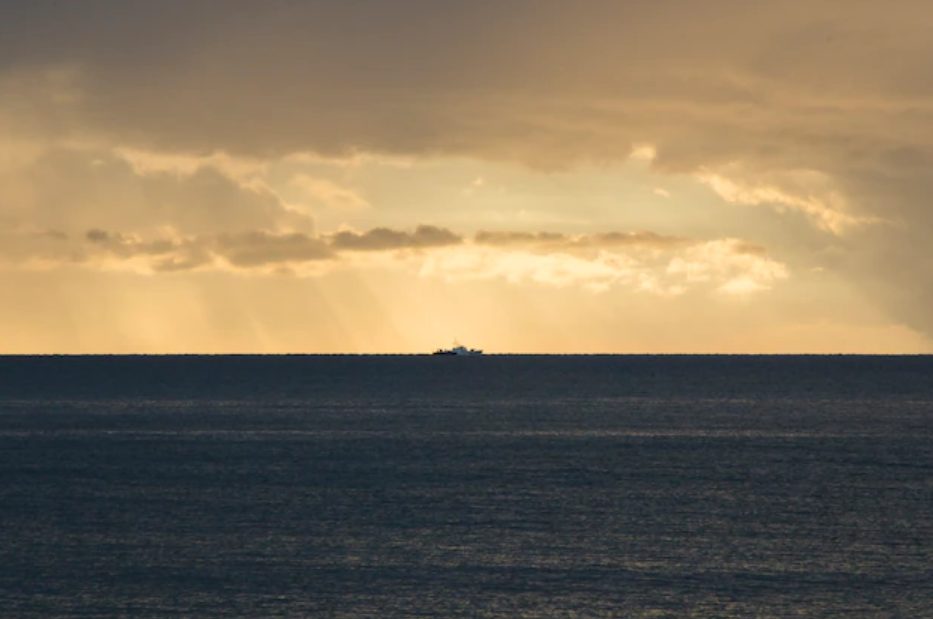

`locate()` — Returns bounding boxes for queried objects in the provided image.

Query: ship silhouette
[432,342,483,356]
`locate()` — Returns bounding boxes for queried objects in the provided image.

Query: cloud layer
[1,1,932,345]
[3,216,787,300]
[329,225,462,251]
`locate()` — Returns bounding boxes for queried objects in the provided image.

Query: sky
[2,0,932,353]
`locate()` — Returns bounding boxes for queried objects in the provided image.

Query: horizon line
[1,352,931,358]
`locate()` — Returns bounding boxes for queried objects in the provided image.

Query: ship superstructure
[432,344,483,356]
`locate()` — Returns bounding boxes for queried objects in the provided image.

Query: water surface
[1,355,931,617]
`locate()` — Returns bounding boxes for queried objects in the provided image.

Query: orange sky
[2,1,932,353]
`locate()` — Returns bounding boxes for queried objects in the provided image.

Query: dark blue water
[1,355,932,617]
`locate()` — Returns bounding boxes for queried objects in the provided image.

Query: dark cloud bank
[75,225,464,271]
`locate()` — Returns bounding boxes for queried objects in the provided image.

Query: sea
[1,355,931,617]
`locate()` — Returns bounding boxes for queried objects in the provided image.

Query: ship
[432,343,483,356]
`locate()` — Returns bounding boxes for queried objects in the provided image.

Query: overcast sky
[2,0,932,353]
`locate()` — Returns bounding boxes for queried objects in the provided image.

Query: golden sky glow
[2,1,933,353]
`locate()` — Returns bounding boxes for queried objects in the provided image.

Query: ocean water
[1,355,931,617]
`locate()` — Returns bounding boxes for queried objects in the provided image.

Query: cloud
[0,225,335,274]
[422,235,787,296]
[214,231,333,267]
[3,2,929,178]
[150,251,213,273]
[697,166,874,234]
[474,230,689,251]
[666,239,788,295]
[473,231,567,246]
[0,140,327,274]
[291,175,369,211]
[78,228,333,272]
[2,222,461,273]
[3,217,786,301]
[84,228,178,257]
[420,247,640,293]
[2,1,933,336]
[329,225,462,251]
[0,145,312,237]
